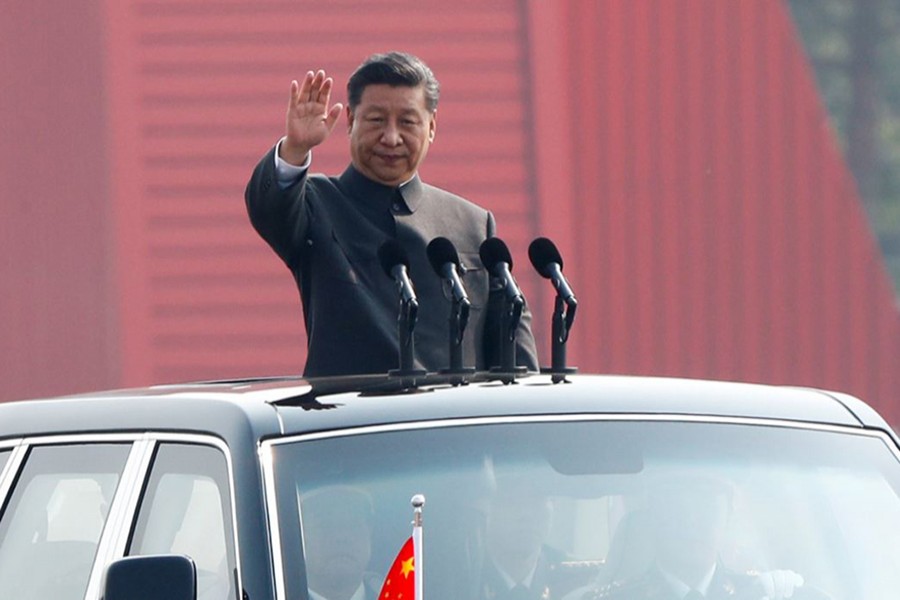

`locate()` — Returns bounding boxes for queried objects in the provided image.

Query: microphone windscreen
[528,237,564,278]
[426,237,461,275]
[378,239,410,277]
[479,237,514,272]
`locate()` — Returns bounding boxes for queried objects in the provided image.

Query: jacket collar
[339,164,424,213]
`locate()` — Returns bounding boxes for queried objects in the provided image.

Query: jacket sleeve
[244,144,312,269]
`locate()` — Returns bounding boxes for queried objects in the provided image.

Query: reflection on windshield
[273,421,900,600]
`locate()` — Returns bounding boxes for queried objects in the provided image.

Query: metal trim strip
[265,413,897,446]
[0,442,28,515]
[84,437,155,599]
[260,443,286,600]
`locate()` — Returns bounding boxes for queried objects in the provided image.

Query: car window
[0,443,130,600]
[128,443,237,600]
[272,420,900,600]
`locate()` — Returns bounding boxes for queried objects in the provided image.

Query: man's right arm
[244,70,344,267]
[244,142,312,267]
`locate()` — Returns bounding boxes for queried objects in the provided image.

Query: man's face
[304,510,372,591]
[487,489,552,560]
[347,84,436,187]
[651,483,731,574]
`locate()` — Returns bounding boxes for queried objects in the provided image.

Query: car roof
[0,374,891,444]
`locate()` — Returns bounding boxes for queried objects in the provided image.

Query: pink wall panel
[2,1,898,420]
[0,0,116,401]
[528,1,899,420]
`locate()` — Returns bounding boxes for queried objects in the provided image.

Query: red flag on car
[379,494,424,600]
[378,536,415,600]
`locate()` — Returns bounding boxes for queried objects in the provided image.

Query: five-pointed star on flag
[400,556,415,578]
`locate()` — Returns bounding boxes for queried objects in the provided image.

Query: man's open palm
[281,69,343,165]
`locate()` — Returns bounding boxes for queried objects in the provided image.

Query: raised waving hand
[280,70,344,165]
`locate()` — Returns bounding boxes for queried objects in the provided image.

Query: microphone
[480,237,526,380]
[427,237,475,378]
[427,237,470,304]
[479,237,523,303]
[529,237,577,382]
[378,240,417,305]
[528,237,576,302]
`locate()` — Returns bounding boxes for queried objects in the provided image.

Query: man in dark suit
[481,476,557,600]
[480,472,594,600]
[301,486,382,600]
[245,51,538,377]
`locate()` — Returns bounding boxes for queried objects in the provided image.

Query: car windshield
[271,420,900,600]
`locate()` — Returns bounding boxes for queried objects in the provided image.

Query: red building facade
[2,1,898,421]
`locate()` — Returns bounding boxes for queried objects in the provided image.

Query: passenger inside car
[480,472,557,600]
[301,486,382,600]
[480,468,599,600]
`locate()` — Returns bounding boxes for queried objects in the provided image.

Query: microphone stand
[490,296,527,384]
[542,294,578,383]
[390,297,427,383]
[440,298,475,383]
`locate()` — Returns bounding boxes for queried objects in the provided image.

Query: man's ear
[346,105,354,134]
[428,112,436,142]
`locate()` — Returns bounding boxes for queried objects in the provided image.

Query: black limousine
[0,373,898,600]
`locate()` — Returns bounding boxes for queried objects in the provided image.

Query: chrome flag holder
[378,494,426,600]
[412,494,424,600]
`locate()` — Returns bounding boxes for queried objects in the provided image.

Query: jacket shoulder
[420,183,491,217]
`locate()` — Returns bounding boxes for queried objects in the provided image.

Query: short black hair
[347,51,440,113]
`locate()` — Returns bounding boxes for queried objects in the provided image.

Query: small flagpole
[411,494,425,600]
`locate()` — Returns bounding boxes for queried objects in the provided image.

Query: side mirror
[102,554,197,600]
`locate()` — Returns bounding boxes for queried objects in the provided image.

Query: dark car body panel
[0,375,878,442]
[1,373,897,600]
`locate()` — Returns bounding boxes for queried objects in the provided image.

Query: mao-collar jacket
[246,146,538,377]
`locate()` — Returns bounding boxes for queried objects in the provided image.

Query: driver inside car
[578,471,807,600]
